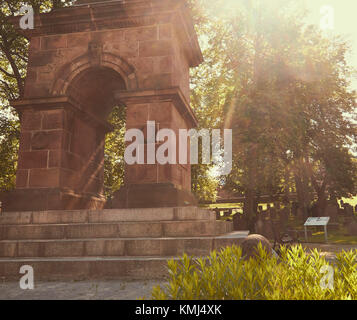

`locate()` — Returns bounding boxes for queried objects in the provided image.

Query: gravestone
[343,203,354,217]
[240,234,274,259]
[291,202,296,216]
[254,217,274,239]
[1,0,203,211]
[325,204,339,222]
[278,207,289,230]
[269,206,277,220]
[347,220,357,236]
[233,213,248,231]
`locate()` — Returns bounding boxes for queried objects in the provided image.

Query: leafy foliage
[151,244,357,300]
[190,0,356,214]
[104,105,126,199]
[0,0,355,207]
[0,108,19,191]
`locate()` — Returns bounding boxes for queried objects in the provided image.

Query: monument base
[0,188,106,212]
[109,183,198,208]
[0,207,241,280]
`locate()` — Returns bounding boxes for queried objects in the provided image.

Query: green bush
[151,244,357,300]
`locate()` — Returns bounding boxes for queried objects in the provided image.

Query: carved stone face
[88,41,99,51]
[88,41,102,59]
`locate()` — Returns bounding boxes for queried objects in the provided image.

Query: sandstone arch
[52,52,138,96]
[3,0,203,211]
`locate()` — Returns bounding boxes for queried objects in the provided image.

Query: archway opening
[66,66,127,202]
[104,104,126,200]
[68,66,126,121]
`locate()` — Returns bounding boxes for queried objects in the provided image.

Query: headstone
[270,207,277,220]
[347,220,357,236]
[254,218,274,239]
[278,207,289,229]
[325,204,339,222]
[233,213,248,231]
[292,202,298,217]
[343,204,354,217]
[240,234,274,259]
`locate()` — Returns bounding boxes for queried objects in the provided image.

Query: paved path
[0,279,166,300]
[1,243,355,300]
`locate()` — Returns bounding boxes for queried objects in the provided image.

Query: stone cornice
[13,0,203,67]
[11,96,113,133]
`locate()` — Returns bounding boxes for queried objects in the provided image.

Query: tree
[282,27,357,216]
[188,0,231,202]
[0,1,71,191]
[190,0,356,225]
[229,1,356,219]
[1,0,356,211]
[104,105,126,200]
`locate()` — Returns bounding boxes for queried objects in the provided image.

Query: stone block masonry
[2,0,203,211]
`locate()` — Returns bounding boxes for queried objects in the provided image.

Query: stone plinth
[0,207,243,280]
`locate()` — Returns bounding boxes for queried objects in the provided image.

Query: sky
[303,0,357,91]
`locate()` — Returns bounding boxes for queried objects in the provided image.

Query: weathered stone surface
[0,206,242,280]
[0,220,233,241]
[254,218,274,240]
[0,208,216,225]
[240,234,273,259]
[347,220,357,236]
[111,183,198,208]
[3,0,202,211]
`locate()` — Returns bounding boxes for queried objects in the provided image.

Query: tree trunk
[243,188,256,232]
[294,173,310,219]
[313,178,328,217]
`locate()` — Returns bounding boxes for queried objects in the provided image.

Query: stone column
[2,97,109,211]
[111,88,197,208]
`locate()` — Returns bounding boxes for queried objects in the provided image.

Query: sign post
[304,217,330,243]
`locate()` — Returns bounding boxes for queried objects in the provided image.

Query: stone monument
[1,0,203,211]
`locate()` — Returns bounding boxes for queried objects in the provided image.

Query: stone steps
[0,233,245,258]
[0,208,246,280]
[0,256,171,280]
[0,207,215,225]
[0,233,247,280]
[0,220,231,240]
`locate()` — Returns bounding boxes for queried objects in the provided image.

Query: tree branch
[0,40,24,97]
[0,66,16,78]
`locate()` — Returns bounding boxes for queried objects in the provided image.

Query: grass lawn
[203,204,356,245]
[202,203,242,209]
[202,202,272,211]
[308,231,357,245]
[202,196,357,244]
[286,214,357,244]
[202,196,357,211]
